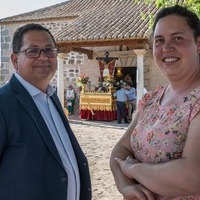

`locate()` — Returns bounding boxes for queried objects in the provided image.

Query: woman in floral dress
[110,5,200,200]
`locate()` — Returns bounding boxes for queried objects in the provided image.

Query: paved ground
[68,115,129,200]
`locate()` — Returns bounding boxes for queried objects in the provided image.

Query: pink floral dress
[131,86,200,199]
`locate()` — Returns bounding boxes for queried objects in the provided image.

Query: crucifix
[96,51,118,82]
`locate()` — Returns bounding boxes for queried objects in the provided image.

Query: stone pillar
[133,49,146,106]
[57,53,66,108]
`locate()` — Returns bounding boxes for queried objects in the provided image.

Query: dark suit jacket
[0,75,91,200]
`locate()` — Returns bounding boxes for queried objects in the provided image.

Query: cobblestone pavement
[68,115,129,200]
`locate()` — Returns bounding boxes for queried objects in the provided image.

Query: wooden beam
[56,38,151,60]
[57,46,93,59]
[72,47,93,59]
[57,46,72,53]
[95,50,135,57]
[95,49,151,57]
[56,38,149,48]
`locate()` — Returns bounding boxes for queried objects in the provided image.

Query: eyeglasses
[16,48,59,58]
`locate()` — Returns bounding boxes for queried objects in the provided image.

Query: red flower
[77,74,89,85]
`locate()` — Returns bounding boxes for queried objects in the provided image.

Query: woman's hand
[115,156,155,200]
[115,156,139,179]
[121,183,155,200]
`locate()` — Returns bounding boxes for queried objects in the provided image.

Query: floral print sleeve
[189,89,200,121]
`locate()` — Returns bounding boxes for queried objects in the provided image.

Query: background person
[125,83,136,120]
[114,83,129,124]
[110,5,200,199]
[66,85,75,115]
[0,23,91,200]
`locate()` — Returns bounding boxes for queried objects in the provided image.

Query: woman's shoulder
[138,85,165,112]
[186,86,200,121]
[144,85,164,101]
[190,86,200,99]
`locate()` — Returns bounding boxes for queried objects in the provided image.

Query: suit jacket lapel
[10,75,64,168]
[51,94,86,162]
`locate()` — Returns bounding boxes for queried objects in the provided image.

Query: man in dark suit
[0,23,91,200]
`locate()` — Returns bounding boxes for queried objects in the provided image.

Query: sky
[0,0,67,19]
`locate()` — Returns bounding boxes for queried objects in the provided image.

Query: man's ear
[11,53,18,70]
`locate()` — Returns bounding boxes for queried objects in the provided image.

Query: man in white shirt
[125,84,136,120]
[0,23,91,200]
[114,84,129,124]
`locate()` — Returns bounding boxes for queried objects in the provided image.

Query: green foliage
[144,0,200,16]
[135,0,200,31]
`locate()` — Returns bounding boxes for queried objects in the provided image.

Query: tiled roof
[0,0,159,43]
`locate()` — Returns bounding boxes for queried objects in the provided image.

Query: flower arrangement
[76,74,90,86]
[113,74,133,88]
[103,75,116,85]
[114,79,126,88]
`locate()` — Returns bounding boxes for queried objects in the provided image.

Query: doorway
[114,67,137,88]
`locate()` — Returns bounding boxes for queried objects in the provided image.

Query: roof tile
[0,0,159,42]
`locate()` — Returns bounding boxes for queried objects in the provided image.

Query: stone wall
[0,20,69,85]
